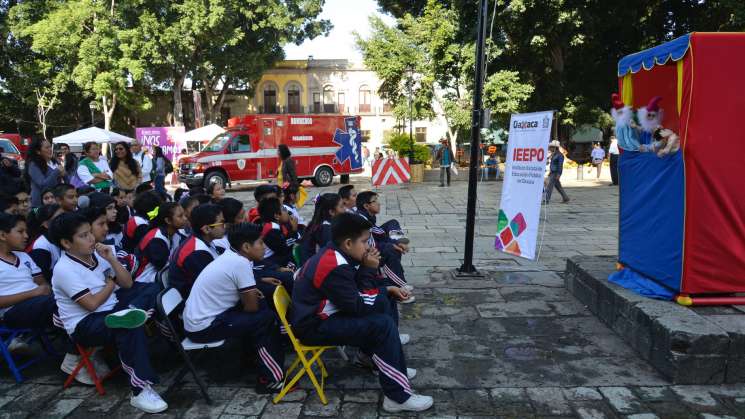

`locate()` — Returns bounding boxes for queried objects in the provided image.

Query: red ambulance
[178,114,363,188]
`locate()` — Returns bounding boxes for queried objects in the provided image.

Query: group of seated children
[0,180,432,413]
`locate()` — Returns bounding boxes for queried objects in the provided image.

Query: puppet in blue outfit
[611,93,641,151]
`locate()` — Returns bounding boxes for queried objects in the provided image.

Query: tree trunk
[173,74,185,127]
[202,78,215,124]
[102,94,116,131]
[212,77,231,124]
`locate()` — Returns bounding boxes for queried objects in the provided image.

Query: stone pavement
[2,173,744,418]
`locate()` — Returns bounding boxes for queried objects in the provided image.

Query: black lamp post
[406,67,415,164]
[89,101,96,126]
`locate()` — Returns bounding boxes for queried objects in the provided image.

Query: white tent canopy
[52,127,135,146]
[173,123,225,143]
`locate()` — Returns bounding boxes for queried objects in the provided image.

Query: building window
[338,92,346,113]
[313,92,321,113]
[263,85,277,113]
[383,101,392,113]
[415,127,427,142]
[323,86,335,113]
[360,130,371,142]
[359,85,371,113]
[287,84,301,113]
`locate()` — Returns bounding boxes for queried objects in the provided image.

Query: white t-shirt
[591,148,606,161]
[0,252,42,317]
[52,252,116,335]
[212,236,229,254]
[31,234,61,267]
[77,158,113,185]
[183,249,257,333]
[133,151,153,183]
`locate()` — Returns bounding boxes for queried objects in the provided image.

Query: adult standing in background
[110,141,142,191]
[545,140,570,204]
[277,144,298,188]
[77,142,113,193]
[131,141,153,186]
[57,143,78,184]
[608,136,620,186]
[152,146,168,198]
[590,142,606,179]
[25,138,64,208]
[436,138,454,187]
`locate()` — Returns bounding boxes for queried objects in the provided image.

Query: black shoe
[255,377,286,394]
[438,184,445,187]
[562,198,570,203]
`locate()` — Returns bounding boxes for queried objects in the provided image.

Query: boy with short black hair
[121,191,162,253]
[169,203,223,297]
[0,194,18,214]
[54,184,79,213]
[3,179,30,216]
[184,222,285,393]
[257,197,296,271]
[49,212,167,413]
[355,191,413,300]
[291,213,431,412]
[338,185,357,213]
[247,184,279,223]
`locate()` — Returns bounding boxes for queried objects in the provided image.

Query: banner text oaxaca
[495,111,553,260]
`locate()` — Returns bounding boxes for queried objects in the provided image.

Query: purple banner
[135,127,186,162]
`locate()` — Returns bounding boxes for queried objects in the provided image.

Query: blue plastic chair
[0,325,58,383]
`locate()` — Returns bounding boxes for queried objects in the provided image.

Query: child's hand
[34,284,51,296]
[95,243,115,261]
[393,243,409,254]
[362,247,380,268]
[278,267,293,273]
[289,215,298,231]
[387,286,410,301]
[261,277,282,286]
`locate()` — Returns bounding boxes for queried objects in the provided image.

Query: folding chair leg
[316,354,328,378]
[300,350,328,405]
[182,352,212,405]
[80,349,105,396]
[0,340,23,383]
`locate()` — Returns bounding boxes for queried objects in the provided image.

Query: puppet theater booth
[610,32,745,306]
[566,33,745,384]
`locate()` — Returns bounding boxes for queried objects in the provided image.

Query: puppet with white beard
[611,93,640,151]
[637,96,663,148]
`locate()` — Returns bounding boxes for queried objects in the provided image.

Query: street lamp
[89,101,96,126]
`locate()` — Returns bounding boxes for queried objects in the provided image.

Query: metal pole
[459,0,488,275]
[408,79,414,163]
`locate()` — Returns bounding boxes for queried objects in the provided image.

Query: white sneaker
[400,295,416,304]
[91,349,111,377]
[407,368,416,380]
[383,394,433,412]
[60,353,95,386]
[8,337,31,354]
[130,386,168,413]
[399,333,410,345]
[402,284,414,293]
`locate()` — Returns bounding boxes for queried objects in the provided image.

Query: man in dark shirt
[545,140,570,203]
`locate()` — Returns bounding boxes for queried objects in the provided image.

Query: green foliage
[384,133,430,164]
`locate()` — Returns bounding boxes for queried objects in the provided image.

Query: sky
[283,0,396,62]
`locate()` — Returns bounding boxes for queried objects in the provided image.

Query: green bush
[385,133,431,164]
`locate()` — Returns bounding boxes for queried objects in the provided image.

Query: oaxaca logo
[495,210,527,256]
[513,120,539,129]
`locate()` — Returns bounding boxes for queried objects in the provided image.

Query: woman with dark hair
[299,193,344,264]
[77,141,113,193]
[56,143,78,184]
[152,146,168,198]
[277,144,297,188]
[25,138,65,207]
[110,141,142,191]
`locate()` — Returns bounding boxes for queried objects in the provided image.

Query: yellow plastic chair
[272,285,336,404]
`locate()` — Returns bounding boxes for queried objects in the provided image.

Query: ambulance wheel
[204,171,228,189]
[313,166,334,187]
[340,174,350,184]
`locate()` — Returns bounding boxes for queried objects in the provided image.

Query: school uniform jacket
[259,221,293,268]
[299,221,332,265]
[355,208,393,247]
[290,244,387,335]
[168,235,219,296]
[134,227,171,284]
[27,234,61,283]
[121,215,149,253]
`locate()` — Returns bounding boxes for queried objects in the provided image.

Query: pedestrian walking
[152,146,168,198]
[545,140,570,203]
[362,145,370,168]
[25,138,64,208]
[609,136,620,186]
[590,142,605,179]
[435,138,454,187]
[277,144,298,188]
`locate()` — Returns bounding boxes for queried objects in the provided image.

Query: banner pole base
[455,265,483,278]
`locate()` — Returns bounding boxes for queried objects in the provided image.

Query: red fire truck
[0,133,31,155]
[178,114,363,188]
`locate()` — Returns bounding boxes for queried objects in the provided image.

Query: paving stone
[489,387,528,404]
[625,414,659,419]
[573,401,616,419]
[599,387,645,414]
[39,398,84,418]
[182,399,228,418]
[223,389,268,416]
[634,386,677,401]
[563,387,604,401]
[342,389,379,403]
[302,390,341,416]
[526,387,572,415]
[259,402,302,418]
[699,415,739,419]
[671,386,719,407]
[339,402,378,419]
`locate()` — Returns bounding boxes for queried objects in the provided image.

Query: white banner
[496,111,553,260]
